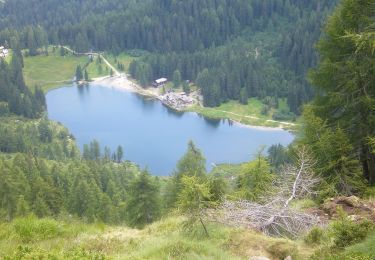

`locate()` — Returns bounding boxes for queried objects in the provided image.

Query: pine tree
[84,69,89,81]
[75,65,83,81]
[34,194,50,217]
[239,87,248,105]
[16,195,30,217]
[116,145,123,163]
[182,80,190,95]
[173,69,181,88]
[126,170,160,228]
[166,141,207,208]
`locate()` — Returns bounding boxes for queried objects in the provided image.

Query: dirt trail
[61,46,120,76]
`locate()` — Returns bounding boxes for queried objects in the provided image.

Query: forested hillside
[0,0,338,113]
[0,50,45,118]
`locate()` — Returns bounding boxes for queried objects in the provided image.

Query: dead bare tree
[213,147,322,238]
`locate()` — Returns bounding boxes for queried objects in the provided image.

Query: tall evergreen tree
[305,0,375,186]
[126,170,160,228]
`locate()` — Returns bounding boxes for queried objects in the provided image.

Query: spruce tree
[75,65,83,81]
[126,170,160,228]
[173,69,181,88]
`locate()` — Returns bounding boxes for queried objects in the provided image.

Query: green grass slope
[0,216,314,259]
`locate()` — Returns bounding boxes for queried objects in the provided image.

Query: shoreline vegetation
[21,45,298,130]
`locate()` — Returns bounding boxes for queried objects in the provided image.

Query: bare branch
[210,147,322,238]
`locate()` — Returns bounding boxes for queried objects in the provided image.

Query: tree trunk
[199,216,209,237]
[367,152,375,186]
[361,145,370,181]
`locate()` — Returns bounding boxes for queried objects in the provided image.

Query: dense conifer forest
[0,0,338,114]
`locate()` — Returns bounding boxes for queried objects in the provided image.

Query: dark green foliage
[75,65,83,81]
[173,69,181,88]
[302,107,366,196]
[164,141,207,209]
[84,69,89,81]
[267,144,291,170]
[304,0,375,188]
[116,145,123,163]
[0,51,45,118]
[304,227,326,245]
[207,172,227,203]
[0,152,140,224]
[330,209,375,249]
[236,155,274,201]
[0,117,76,160]
[0,0,338,113]
[126,170,161,228]
[182,81,190,95]
[239,88,248,105]
[38,119,52,143]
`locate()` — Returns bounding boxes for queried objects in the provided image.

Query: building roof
[155,78,167,84]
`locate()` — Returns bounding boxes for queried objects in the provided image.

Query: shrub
[266,241,298,259]
[363,187,375,199]
[12,216,65,242]
[4,245,105,260]
[330,210,375,249]
[304,227,326,245]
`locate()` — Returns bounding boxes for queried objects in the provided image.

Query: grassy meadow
[104,52,137,73]
[23,49,88,92]
[23,47,113,92]
[188,98,297,129]
[0,215,314,259]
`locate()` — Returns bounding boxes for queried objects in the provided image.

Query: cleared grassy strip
[187,98,297,129]
[104,52,137,73]
[85,59,109,79]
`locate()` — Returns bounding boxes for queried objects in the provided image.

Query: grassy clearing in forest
[23,50,88,92]
[188,98,297,129]
[23,47,114,92]
[104,52,137,73]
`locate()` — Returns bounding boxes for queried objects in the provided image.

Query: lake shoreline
[91,75,296,131]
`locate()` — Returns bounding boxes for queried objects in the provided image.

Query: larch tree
[305,0,375,187]
[126,170,160,228]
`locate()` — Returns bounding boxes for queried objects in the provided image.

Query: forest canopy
[0,0,339,113]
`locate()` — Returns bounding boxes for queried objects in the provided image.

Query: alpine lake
[46,84,294,176]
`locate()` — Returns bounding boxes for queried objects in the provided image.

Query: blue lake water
[46,84,294,175]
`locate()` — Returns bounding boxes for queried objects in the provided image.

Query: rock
[348,215,361,221]
[249,257,270,260]
[321,196,375,222]
[284,256,293,260]
[344,196,361,207]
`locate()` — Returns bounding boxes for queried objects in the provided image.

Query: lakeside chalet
[152,78,168,87]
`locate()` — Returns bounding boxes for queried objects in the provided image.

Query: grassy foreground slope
[0,216,312,259]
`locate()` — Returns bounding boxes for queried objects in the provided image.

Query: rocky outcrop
[322,196,375,221]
